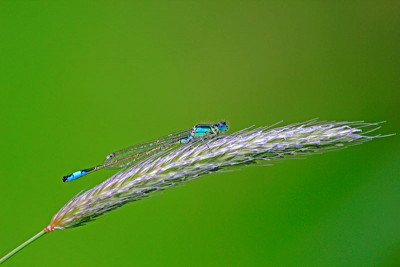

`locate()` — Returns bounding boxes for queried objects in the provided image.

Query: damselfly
[62,121,229,182]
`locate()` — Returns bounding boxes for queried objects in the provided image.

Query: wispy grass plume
[45,120,386,231]
[0,120,389,264]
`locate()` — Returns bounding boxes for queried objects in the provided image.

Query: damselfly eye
[217,121,228,131]
[106,153,115,159]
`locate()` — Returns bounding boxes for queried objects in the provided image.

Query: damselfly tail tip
[62,176,69,183]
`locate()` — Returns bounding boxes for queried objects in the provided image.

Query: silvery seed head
[45,120,388,231]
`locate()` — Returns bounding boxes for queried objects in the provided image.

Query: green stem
[0,230,46,265]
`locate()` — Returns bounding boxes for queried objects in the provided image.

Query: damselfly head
[217,121,228,132]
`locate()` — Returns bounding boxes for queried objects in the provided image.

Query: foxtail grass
[0,120,390,264]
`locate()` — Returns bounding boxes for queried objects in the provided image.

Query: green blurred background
[0,1,399,266]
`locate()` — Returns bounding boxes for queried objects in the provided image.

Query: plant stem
[0,230,46,265]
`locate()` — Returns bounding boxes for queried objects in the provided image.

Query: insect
[62,121,229,182]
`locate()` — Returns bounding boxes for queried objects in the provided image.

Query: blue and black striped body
[63,167,96,182]
[180,122,228,143]
[63,121,228,182]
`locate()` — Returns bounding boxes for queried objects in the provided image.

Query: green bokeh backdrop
[0,1,399,266]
